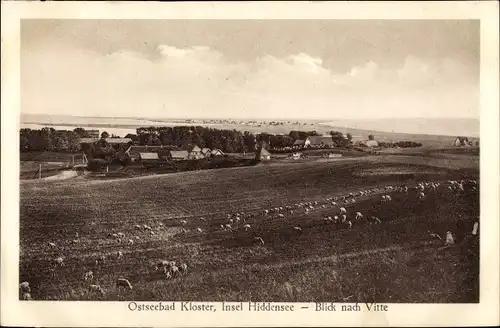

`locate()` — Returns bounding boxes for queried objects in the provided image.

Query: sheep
[155,260,170,271]
[179,263,188,275]
[95,255,106,265]
[370,216,381,224]
[339,207,347,215]
[54,256,65,267]
[254,236,265,245]
[220,224,226,231]
[346,221,353,229]
[116,278,133,290]
[74,232,79,238]
[117,232,125,238]
[278,213,285,218]
[417,191,425,200]
[84,271,94,281]
[135,236,141,240]
[225,224,232,231]
[72,239,80,244]
[243,224,251,231]
[19,281,31,293]
[116,251,124,260]
[149,231,155,236]
[385,195,392,201]
[445,231,455,246]
[341,214,347,223]
[293,226,302,232]
[48,242,56,248]
[170,265,180,277]
[264,210,269,215]
[333,215,339,223]
[355,212,363,220]
[135,224,142,230]
[164,271,172,279]
[89,284,105,295]
[180,220,187,225]
[128,239,134,245]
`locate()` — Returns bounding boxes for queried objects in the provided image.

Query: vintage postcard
[1,1,499,327]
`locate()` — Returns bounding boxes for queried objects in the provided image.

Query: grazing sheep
[95,255,106,265]
[48,242,56,248]
[355,212,363,220]
[333,215,339,223]
[347,221,353,229]
[170,265,180,276]
[254,236,265,246]
[385,195,392,201]
[74,232,79,238]
[220,224,226,231]
[135,236,141,240]
[339,207,347,215]
[199,217,206,222]
[164,271,172,279]
[128,239,134,245]
[417,191,425,200]
[116,278,133,290]
[84,271,94,281]
[149,231,155,236]
[156,260,169,271]
[89,284,105,295]
[117,232,125,238]
[370,216,381,224]
[445,231,455,246]
[293,226,302,232]
[54,256,65,267]
[135,224,142,230]
[341,214,347,223]
[19,281,31,293]
[179,263,188,275]
[72,239,80,244]
[243,224,251,231]
[180,220,187,225]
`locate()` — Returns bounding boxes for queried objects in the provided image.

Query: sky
[21,19,479,120]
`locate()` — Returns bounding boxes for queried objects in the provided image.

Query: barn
[169,150,189,161]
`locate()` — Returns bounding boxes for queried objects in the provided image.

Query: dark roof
[293,139,306,146]
[308,136,335,146]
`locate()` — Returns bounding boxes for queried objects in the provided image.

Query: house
[169,150,189,160]
[293,136,335,148]
[211,149,225,157]
[365,140,379,148]
[187,145,204,160]
[258,148,271,161]
[293,139,310,148]
[307,136,336,148]
[454,137,470,147]
[124,145,177,161]
[201,148,212,157]
[326,153,342,158]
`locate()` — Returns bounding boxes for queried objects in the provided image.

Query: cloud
[21,43,478,119]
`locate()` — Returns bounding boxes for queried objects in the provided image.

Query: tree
[368,134,375,141]
[101,131,110,139]
[346,133,352,141]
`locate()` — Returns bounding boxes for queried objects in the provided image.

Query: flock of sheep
[20,177,477,300]
[21,218,191,299]
[187,178,479,247]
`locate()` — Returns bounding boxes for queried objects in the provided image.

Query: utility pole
[39,163,42,179]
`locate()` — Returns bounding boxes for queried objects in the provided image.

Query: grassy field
[19,153,479,302]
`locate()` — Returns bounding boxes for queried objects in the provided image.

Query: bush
[87,158,109,171]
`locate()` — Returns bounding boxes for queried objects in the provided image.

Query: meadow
[19,153,479,302]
